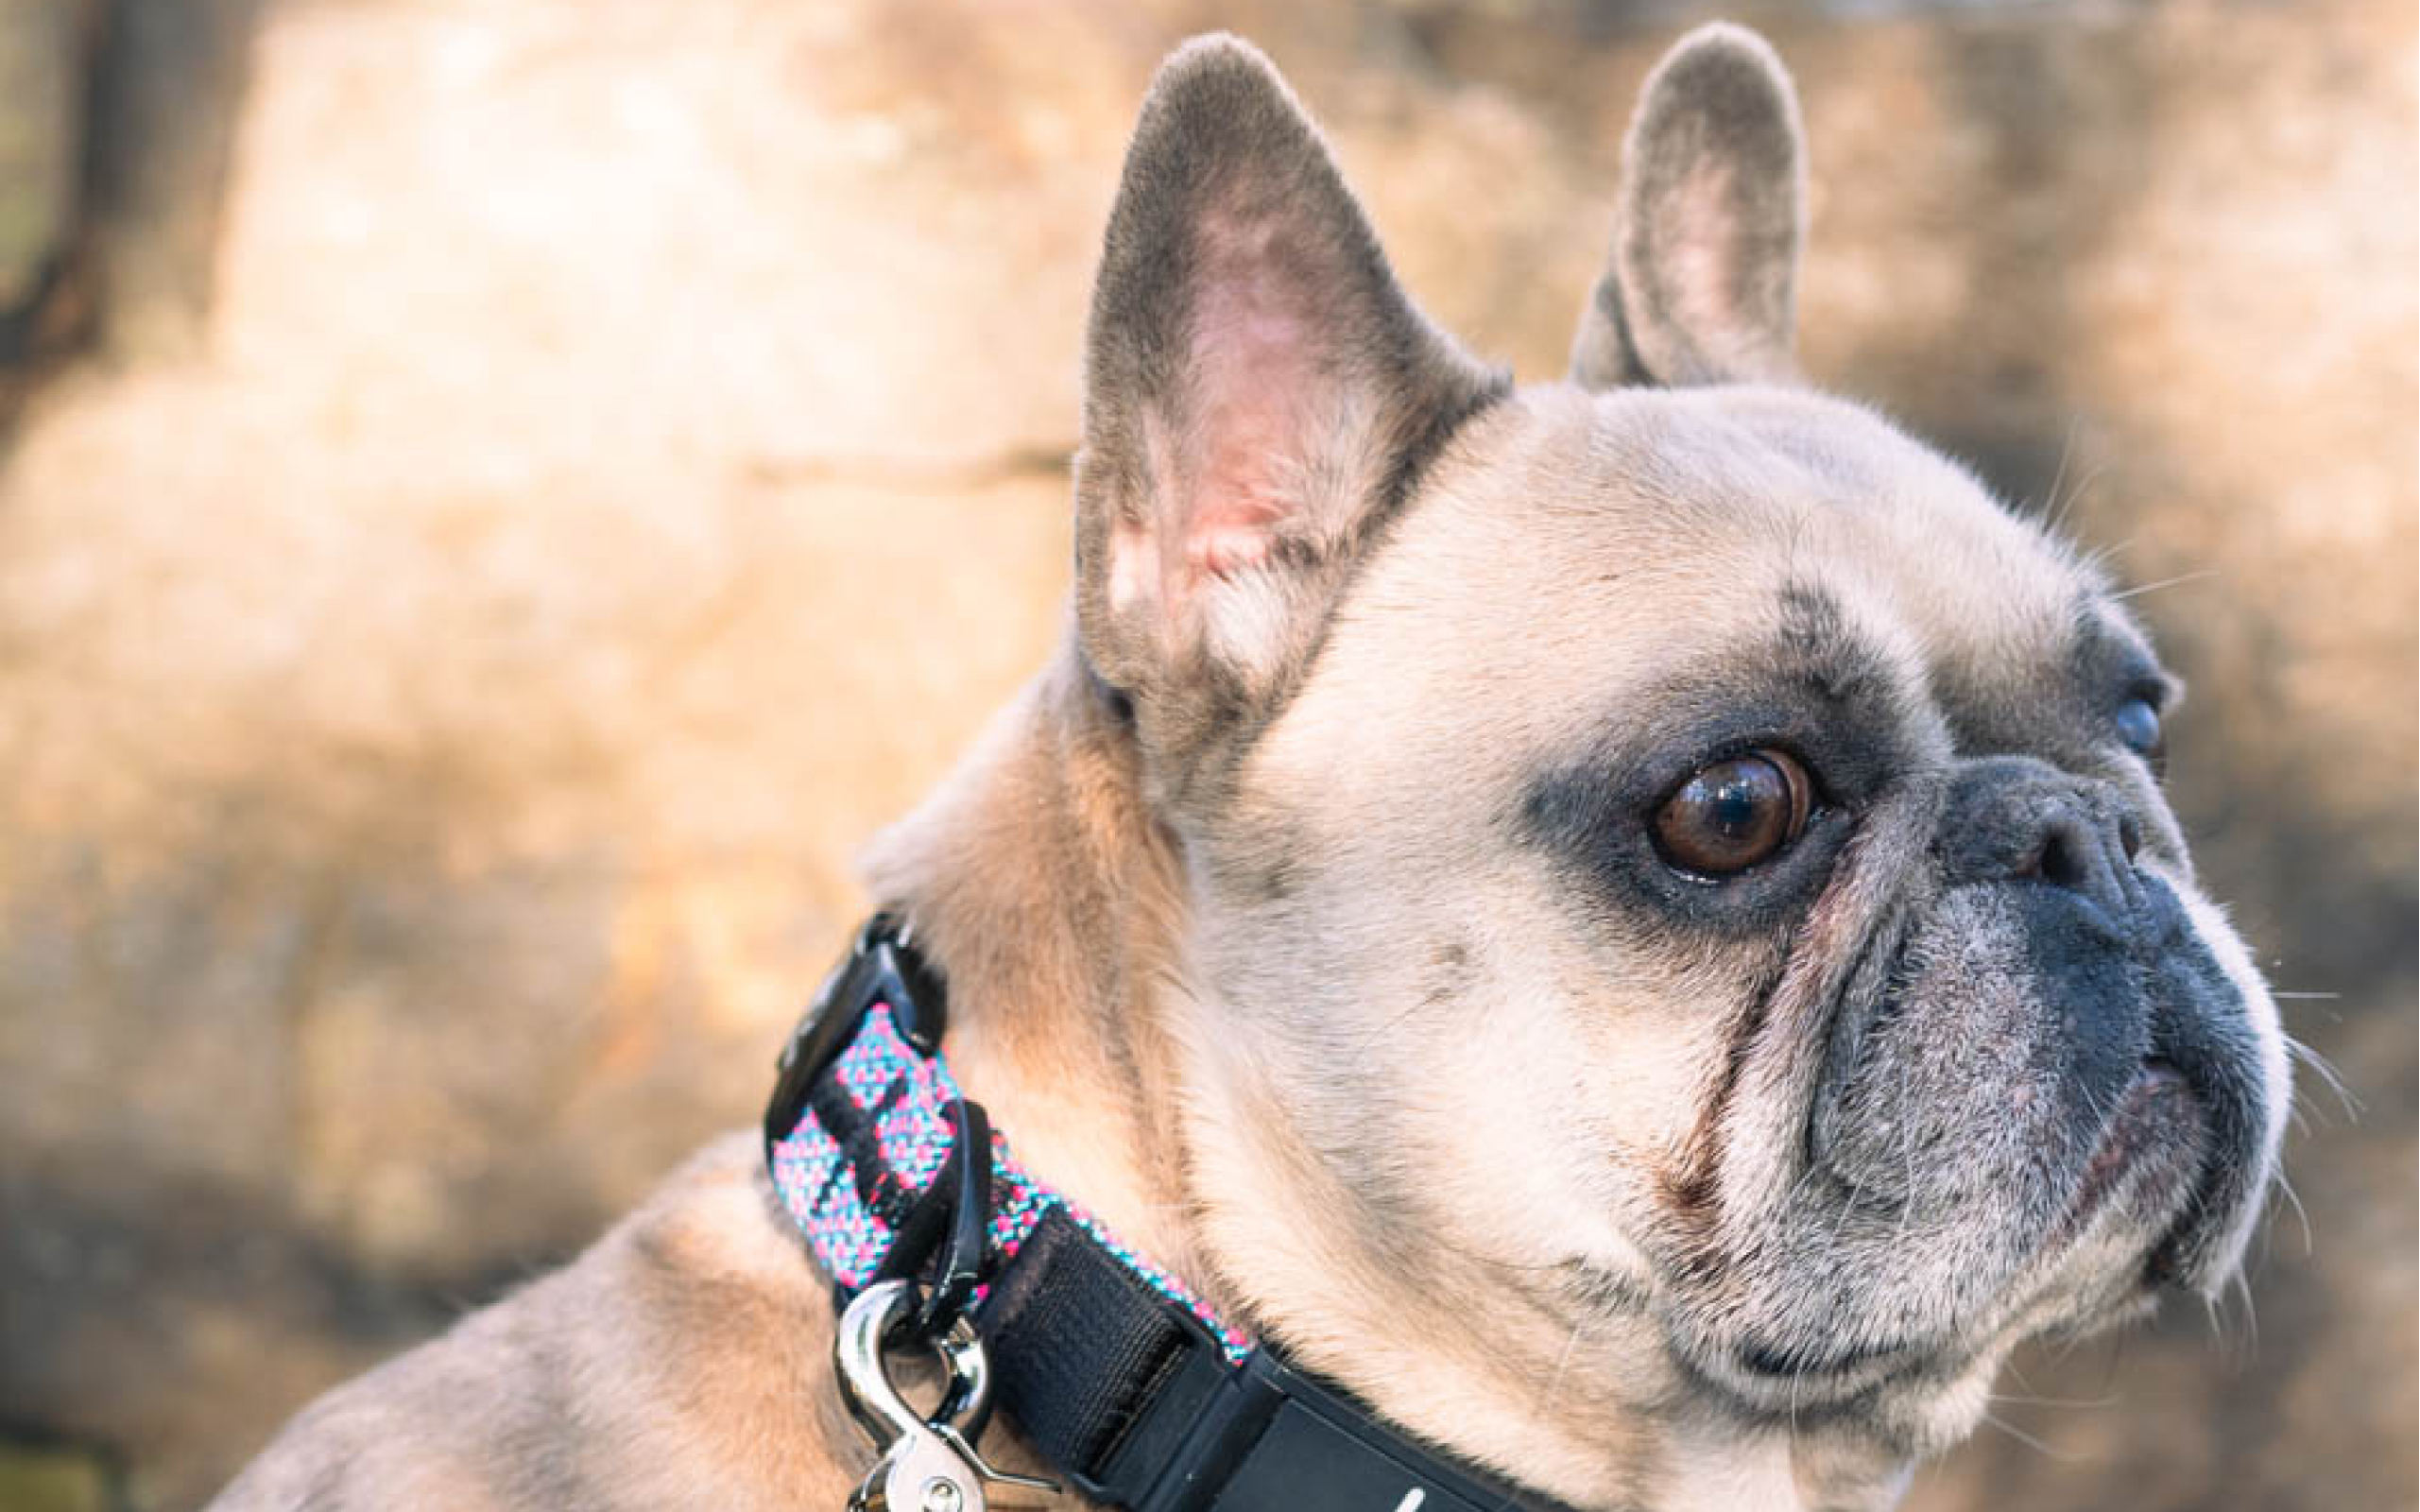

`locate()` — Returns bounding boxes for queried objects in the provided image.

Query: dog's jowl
[208,25,2288,1512]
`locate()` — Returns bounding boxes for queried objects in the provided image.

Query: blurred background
[0,1,2409,1508]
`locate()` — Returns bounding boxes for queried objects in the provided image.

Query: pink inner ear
[1664,159,1745,344]
[1168,211,1328,587]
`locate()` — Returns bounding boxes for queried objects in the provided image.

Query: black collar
[763,917,1571,1512]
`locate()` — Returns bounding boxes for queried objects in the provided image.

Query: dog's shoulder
[207,1135,863,1512]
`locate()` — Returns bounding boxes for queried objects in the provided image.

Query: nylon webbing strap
[978,1206,1200,1489]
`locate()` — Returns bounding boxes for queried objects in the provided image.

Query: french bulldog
[209,24,2289,1512]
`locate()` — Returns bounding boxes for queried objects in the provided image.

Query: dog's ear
[1570,24,1807,389]
[1073,36,1502,777]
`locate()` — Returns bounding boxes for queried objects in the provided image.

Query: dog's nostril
[2027,827,2087,889]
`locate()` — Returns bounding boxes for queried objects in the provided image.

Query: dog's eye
[2115,696,2165,772]
[1653,750,1813,878]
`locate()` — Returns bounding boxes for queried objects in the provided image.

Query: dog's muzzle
[1813,756,2271,1300]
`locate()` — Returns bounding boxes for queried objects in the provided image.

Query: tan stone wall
[0,2,2409,1508]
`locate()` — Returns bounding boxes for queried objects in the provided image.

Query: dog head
[1067,27,2288,1507]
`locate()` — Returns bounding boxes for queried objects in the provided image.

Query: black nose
[1937,756,2146,925]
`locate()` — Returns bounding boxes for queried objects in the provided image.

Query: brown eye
[1653,750,1814,877]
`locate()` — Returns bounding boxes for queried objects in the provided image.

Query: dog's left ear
[1570,24,1808,389]
[1073,36,1502,780]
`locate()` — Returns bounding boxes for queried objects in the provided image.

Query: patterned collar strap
[762,917,1571,1512]
[768,997,1252,1363]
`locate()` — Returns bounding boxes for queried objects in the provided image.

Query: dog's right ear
[1072,36,1502,788]
[1570,24,1807,389]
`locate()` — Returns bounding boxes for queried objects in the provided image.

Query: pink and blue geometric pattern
[768,1004,1254,1364]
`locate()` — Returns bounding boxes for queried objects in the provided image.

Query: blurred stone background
[0,0,2408,1507]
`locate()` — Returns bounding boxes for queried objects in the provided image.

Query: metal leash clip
[834,1278,1061,1512]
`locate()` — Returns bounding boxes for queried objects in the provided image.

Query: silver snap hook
[833,1280,1060,1512]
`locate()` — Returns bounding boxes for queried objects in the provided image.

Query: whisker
[2047,455,2118,543]
[2271,1171,2314,1256]
[2074,532,2138,578]
[2109,568,2220,601]
[1540,1315,1594,1404]
[2208,1272,2259,1366]
[2038,415,2083,535]
[1980,1411,2077,1461]
[1987,1389,2120,1411]
[2285,1037,2360,1122]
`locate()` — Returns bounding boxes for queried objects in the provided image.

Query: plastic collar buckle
[761,913,949,1160]
[764,914,993,1340]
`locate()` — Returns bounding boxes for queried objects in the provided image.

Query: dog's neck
[856,646,1210,1287]
[851,643,1914,1512]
